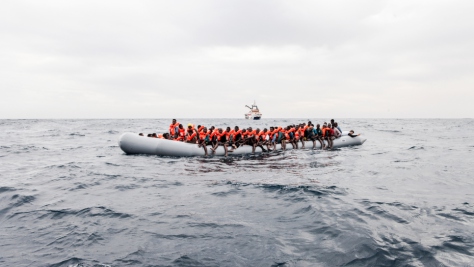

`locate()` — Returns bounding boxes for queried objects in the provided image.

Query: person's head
[147,134,152,137]
[139,133,144,136]
[234,126,239,131]
[317,124,320,128]
[203,127,208,133]
[163,133,170,139]
[172,119,176,124]
[210,126,215,131]
[256,128,260,133]
[331,119,334,124]
[226,127,231,132]
[328,123,332,128]
[349,130,354,134]
[152,133,157,137]
[270,126,274,131]
[263,128,267,132]
[218,128,223,133]
[334,122,338,127]
[179,124,183,129]
[309,125,314,129]
[242,128,247,133]
[248,127,252,131]
[197,125,201,129]
[308,121,312,125]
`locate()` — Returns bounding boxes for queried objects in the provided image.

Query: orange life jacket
[187,131,197,141]
[169,122,179,135]
[295,130,300,139]
[199,132,209,141]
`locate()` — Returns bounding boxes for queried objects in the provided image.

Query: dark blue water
[1,119,473,267]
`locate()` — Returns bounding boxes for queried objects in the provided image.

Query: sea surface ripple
[0,118,473,267]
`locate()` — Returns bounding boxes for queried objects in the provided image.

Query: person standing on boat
[169,119,180,139]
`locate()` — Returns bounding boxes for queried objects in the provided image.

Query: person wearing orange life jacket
[228,126,242,151]
[198,127,210,156]
[224,127,235,154]
[286,126,296,149]
[175,124,186,141]
[280,127,289,151]
[299,123,307,149]
[210,128,229,156]
[208,126,218,148]
[224,127,231,140]
[271,126,283,151]
[266,127,275,151]
[257,128,268,152]
[293,125,301,149]
[270,126,280,151]
[169,119,180,139]
[237,128,248,146]
[249,128,266,153]
[185,124,198,143]
[243,127,257,146]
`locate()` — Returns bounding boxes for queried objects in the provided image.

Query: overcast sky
[1,0,473,118]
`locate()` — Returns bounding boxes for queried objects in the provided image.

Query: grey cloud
[0,0,473,118]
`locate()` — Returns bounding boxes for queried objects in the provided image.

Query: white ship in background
[245,101,262,120]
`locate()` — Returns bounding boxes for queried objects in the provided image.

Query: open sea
[0,118,473,267]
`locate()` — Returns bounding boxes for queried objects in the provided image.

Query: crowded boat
[133,119,362,157]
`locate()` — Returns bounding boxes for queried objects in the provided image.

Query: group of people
[139,119,360,156]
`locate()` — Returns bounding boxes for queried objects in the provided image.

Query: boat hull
[119,133,367,157]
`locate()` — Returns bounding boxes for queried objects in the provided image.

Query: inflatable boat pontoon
[118,132,367,157]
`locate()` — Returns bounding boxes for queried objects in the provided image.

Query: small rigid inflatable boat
[118,132,367,157]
